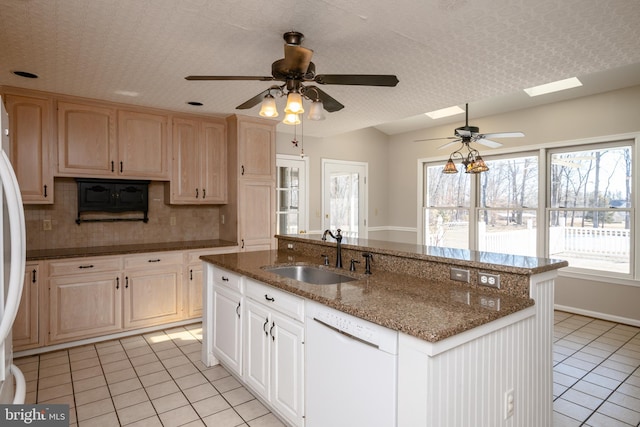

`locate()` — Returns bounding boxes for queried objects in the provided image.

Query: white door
[322,159,368,239]
[276,155,308,235]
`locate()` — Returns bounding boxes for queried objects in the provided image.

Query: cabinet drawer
[211,267,243,293]
[245,278,304,321]
[124,252,182,269]
[48,256,122,277]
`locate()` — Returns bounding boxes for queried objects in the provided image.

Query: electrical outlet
[43,219,52,231]
[504,389,514,419]
[221,214,225,225]
[450,267,470,283]
[287,243,294,249]
[479,272,500,289]
[170,216,176,226]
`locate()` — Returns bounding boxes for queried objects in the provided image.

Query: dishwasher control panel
[314,309,379,346]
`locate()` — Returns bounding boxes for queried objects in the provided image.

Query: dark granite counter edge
[27,239,238,261]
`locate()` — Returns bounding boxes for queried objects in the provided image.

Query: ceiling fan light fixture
[442,158,459,174]
[284,91,304,114]
[467,155,489,173]
[307,99,325,121]
[259,93,279,117]
[282,112,301,125]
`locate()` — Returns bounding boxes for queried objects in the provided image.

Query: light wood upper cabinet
[58,101,169,179]
[168,117,226,204]
[238,118,276,179]
[117,110,169,179]
[5,94,53,203]
[58,101,116,176]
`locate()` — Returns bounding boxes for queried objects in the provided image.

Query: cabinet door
[244,300,271,400]
[238,119,275,179]
[49,272,122,343]
[212,285,242,375]
[271,313,305,426]
[118,110,169,179]
[124,265,182,329]
[186,264,203,318]
[201,120,227,203]
[58,101,116,177]
[13,264,40,350]
[239,180,276,251]
[171,117,201,203]
[5,94,53,203]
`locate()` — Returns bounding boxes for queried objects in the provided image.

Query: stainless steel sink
[265,265,356,285]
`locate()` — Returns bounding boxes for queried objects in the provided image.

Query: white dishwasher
[305,300,398,427]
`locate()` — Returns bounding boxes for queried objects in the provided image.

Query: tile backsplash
[25,178,222,250]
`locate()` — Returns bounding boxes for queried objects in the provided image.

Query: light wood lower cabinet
[32,248,236,348]
[212,284,243,376]
[13,263,42,351]
[123,256,183,329]
[49,272,123,343]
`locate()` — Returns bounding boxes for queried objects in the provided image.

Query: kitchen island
[201,234,567,427]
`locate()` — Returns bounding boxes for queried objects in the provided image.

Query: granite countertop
[27,239,238,261]
[201,250,537,343]
[278,234,568,275]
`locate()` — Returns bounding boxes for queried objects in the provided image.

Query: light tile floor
[15,313,640,427]
[15,324,285,427]
[553,311,640,427]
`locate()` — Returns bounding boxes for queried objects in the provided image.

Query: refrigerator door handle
[0,149,26,346]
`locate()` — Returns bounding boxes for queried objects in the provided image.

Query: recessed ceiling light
[114,90,139,97]
[12,70,38,79]
[524,77,582,97]
[187,101,203,106]
[425,105,465,119]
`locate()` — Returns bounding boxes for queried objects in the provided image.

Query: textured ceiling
[1,0,639,137]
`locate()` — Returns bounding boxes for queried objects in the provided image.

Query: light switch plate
[450,267,470,283]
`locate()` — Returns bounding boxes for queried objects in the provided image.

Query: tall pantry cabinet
[221,115,277,251]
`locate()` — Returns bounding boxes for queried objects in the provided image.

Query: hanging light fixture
[258,92,278,117]
[282,112,301,125]
[304,87,325,121]
[443,138,490,174]
[284,90,304,114]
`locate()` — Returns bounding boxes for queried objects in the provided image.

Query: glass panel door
[276,155,308,235]
[322,160,367,239]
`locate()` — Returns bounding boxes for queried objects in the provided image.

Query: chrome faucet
[322,229,343,268]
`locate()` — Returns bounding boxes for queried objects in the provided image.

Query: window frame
[418,133,640,286]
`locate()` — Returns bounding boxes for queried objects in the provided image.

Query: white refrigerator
[0,95,27,404]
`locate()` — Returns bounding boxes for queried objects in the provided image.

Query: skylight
[524,77,582,97]
[425,105,465,119]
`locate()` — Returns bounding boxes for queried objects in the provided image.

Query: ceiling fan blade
[414,136,458,143]
[480,131,525,139]
[313,74,399,87]
[304,85,344,112]
[438,139,462,150]
[281,45,314,75]
[235,89,271,110]
[475,138,502,148]
[185,75,275,81]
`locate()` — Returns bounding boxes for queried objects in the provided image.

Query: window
[478,154,538,257]
[422,139,634,279]
[548,143,632,274]
[276,155,308,235]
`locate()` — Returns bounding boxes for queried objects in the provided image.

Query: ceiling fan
[185,31,399,118]
[415,103,524,149]
[416,104,525,174]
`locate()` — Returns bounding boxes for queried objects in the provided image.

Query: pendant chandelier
[443,137,489,174]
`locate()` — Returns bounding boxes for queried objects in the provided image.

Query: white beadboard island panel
[397,270,555,427]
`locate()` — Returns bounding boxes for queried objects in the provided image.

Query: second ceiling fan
[185,31,399,119]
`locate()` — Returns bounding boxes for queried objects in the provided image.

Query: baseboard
[554,304,640,327]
